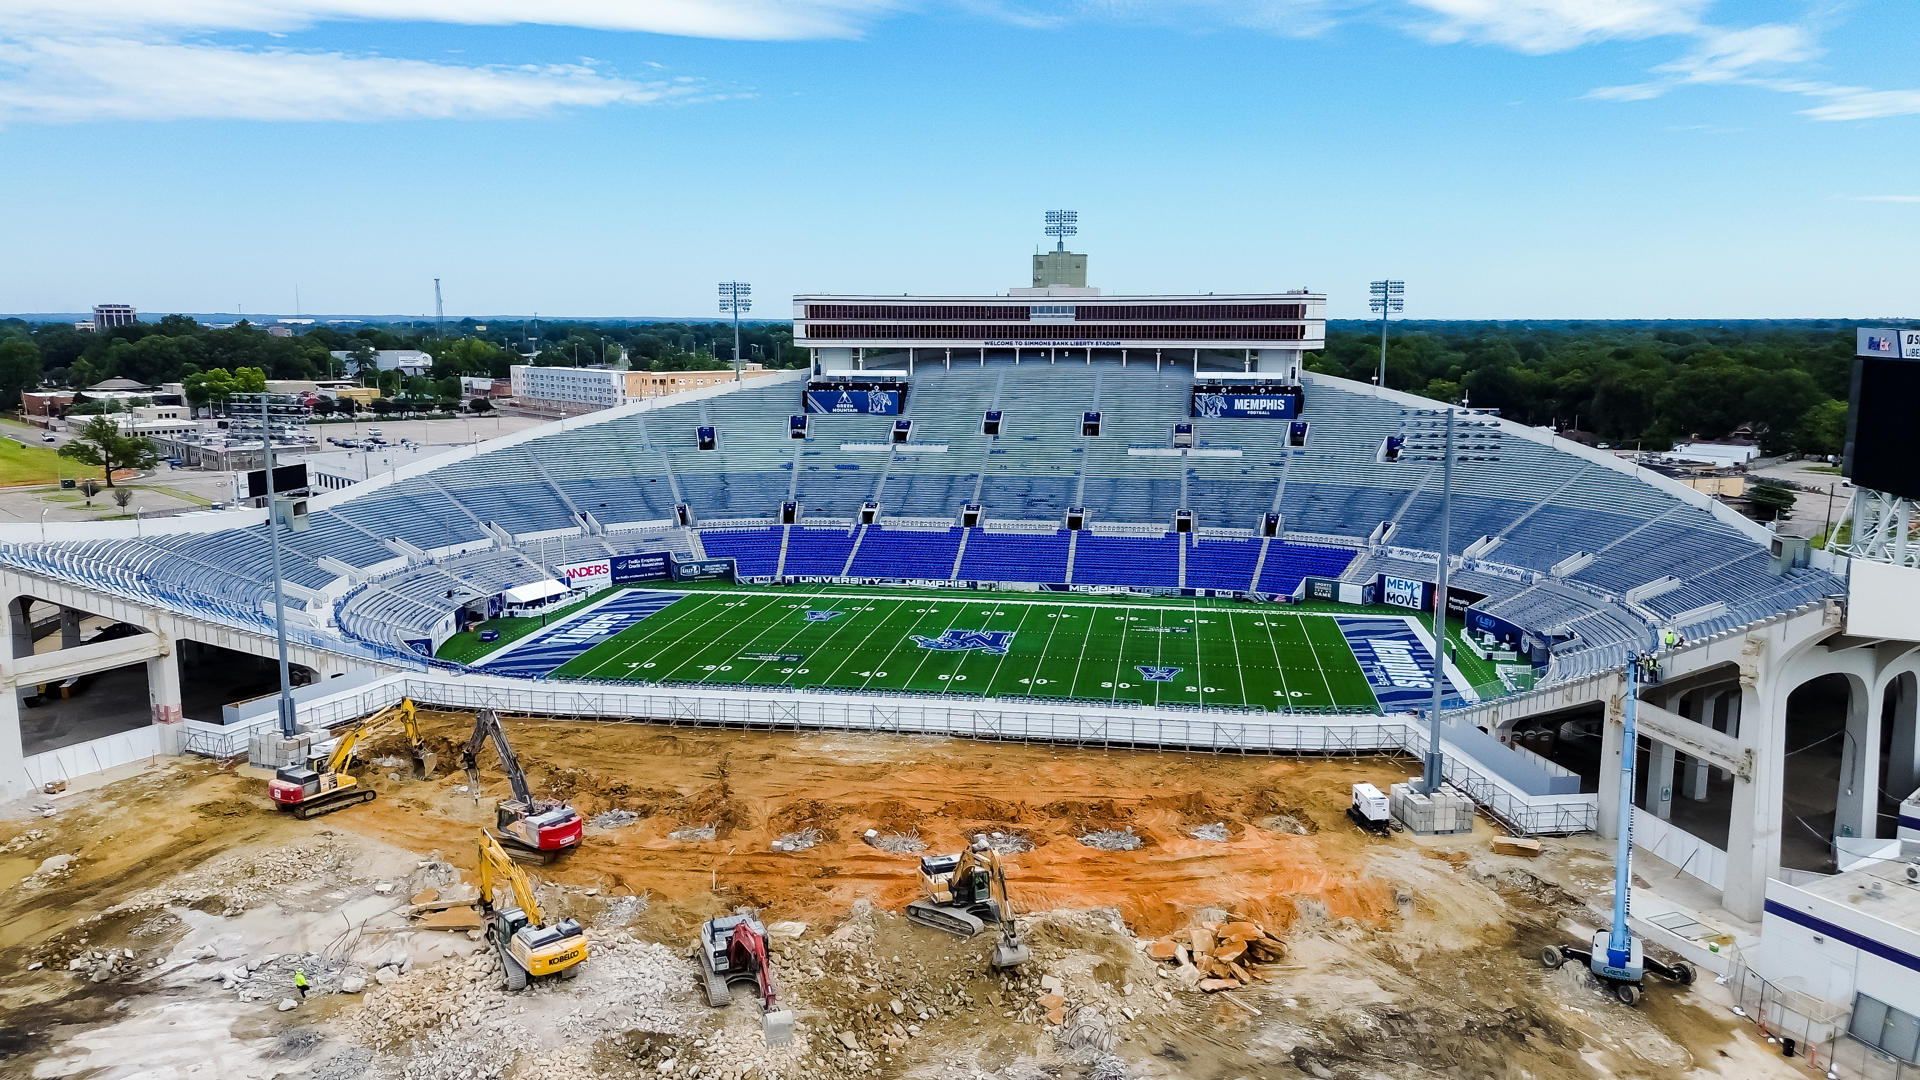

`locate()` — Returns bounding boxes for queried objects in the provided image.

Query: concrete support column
[1724,683,1781,922]
[147,638,183,756]
[0,597,27,800]
[1597,693,1626,840]
[1837,676,1878,841]
[1649,740,1678,820]
[10,597,33,660]
[59,606,82,649]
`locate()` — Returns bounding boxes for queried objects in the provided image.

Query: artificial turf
[538,588,1382,712]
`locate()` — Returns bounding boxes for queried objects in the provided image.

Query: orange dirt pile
[330,712,1411,941]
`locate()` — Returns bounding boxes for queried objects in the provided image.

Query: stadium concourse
[0,357,1883,921]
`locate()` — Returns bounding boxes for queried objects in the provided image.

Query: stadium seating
[0,360,1843,687]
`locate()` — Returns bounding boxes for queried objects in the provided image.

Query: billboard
[1190,391,1300,420]
[1857,328,1920,359]
[558,559,611,591]
[1445,587,1487,619]
[1845,353,1920,501]
[670,554,735,582]
[246,463,309,499]
[806,390,899,415]
[1467,608,1528,645]
[610,552,671,583]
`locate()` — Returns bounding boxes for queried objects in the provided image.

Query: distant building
[460,376,503,399]
[21,392,73,419]
[266,326,293,338]
[627,365,777,399]
[116,405,197,438]
[92,304,136,333]
[72,321,94,333]
[510,363,780,409]
[327,349,432,377]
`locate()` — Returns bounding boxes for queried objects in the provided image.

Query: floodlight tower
[719,282,752,382]
[1044,210,1078,252]
[1369,280,1405,389]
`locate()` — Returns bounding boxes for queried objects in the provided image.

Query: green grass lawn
[541,588,1381,712]
[0,436,97,486]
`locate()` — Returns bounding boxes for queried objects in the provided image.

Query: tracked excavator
[477,829,589,990]
[905,837,1032,969]
[268,698,435,819]
[697,915,795,1046]
[461,708,583,864]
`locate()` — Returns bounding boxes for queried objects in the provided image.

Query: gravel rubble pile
[1188,823,1229,843]
[671,824,717,842]
[977,832,1034,855]
[871,830,927,855]
[307,1046,374,1080]
[591,810,641,830]
[115,837,356,914]
[1077,828,1143,852]
[772,828,823,853]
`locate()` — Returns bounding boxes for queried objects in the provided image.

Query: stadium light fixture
[1369,280,1405,390]
[1401,405,1502,796]
[719,282,752,383]
[1044,210,1078,252]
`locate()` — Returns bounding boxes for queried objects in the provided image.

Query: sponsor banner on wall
[1445,587,1487,619]
[1190,391,1301,419]
[1302,576,1339,602]
[805,390,899,415]
[670,554,736,582]
[610,552,671,583]
[559,559,611,591]
[1467,608,1528,645]
[1379,575,1430,611]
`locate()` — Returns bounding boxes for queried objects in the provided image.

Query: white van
[366,427,384,437]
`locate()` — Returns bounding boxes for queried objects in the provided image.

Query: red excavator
[697,915,795,1046]
[460,708,583,864]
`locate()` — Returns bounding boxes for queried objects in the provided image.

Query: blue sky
[0,1,1915,320]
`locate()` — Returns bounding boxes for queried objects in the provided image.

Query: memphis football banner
[805,390,900,415]
[1190,391,1300,419]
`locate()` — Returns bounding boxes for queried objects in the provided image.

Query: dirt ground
[0,712,1810,1079]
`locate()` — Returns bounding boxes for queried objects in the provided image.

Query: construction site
[0,708,1807,1080]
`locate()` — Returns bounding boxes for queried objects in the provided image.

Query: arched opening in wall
[1504,702,1604,793]
[177,640,318,723]
[1781,673,1854,874]
[1878,671,1920,839]
[1628,686,1740,852]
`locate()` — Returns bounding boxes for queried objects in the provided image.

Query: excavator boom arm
[477,830,544,926]
[324,698,422,775]
[461,709,535,806]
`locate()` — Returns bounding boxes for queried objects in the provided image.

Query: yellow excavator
[267,698,435,819]
[477,829,589,990]
[906,837,1031,969]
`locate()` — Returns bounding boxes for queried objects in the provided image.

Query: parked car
[41,433,56,443]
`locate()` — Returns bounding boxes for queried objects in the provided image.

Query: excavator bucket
[763,1008,795,1047]
[991,934,1031,969]
[413,748,438,781]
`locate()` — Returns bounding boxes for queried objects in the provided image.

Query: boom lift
[268,698,434,819]
[460,708,583,864]
[1539,646,1695,1004]
[905,837,1032,969]
[476,829,589,990]
[697,915,796,1046]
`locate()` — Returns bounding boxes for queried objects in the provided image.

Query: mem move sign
[1859,329,1920,359]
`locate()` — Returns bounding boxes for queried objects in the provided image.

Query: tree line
[1308,319,1872,456]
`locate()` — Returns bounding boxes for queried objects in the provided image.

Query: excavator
[905,837,1032,969]
[477,829,589,990]
[268,699,435,819]
[460,708,583,864]
[697,915,795,1046]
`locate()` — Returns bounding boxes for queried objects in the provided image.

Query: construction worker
[294,969,309,999]
[1662,628,1678,651]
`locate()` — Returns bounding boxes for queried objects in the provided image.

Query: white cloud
[1404,0,1706,54]
[1796,86,1920,122]
[0,1,895,41]
[1854,195,1920,202]
[0,38,708,122]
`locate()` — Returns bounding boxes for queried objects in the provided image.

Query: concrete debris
[976,831,1035,855]
[340,976,367,994]
[231,952,365,1003]
[1077,828,1142,852]
[34,853,77,877]
[1144,916,1284,991]
[308,1047,374,1080]
[1188,822,1230,843]
[772,827,823,853]
[0,829,46,853]
[1087,1053,1132,1080]
[590,809,641,829]
[114,837,356,916]
[669,824,716,842]
[277,998,298,1012]
[1493,835,1544,857]
[871,829,928,855]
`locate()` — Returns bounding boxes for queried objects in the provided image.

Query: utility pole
[434,279,443,334]
[1369,279,1405,390]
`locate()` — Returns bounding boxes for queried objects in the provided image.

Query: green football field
[538,588,1382,711]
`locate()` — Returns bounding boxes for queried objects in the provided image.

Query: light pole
[1399,405,1502,794]
[719,282,752,382]
[40,507,48,543]
[236,393,307,740]
[1369,279,1405,390]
